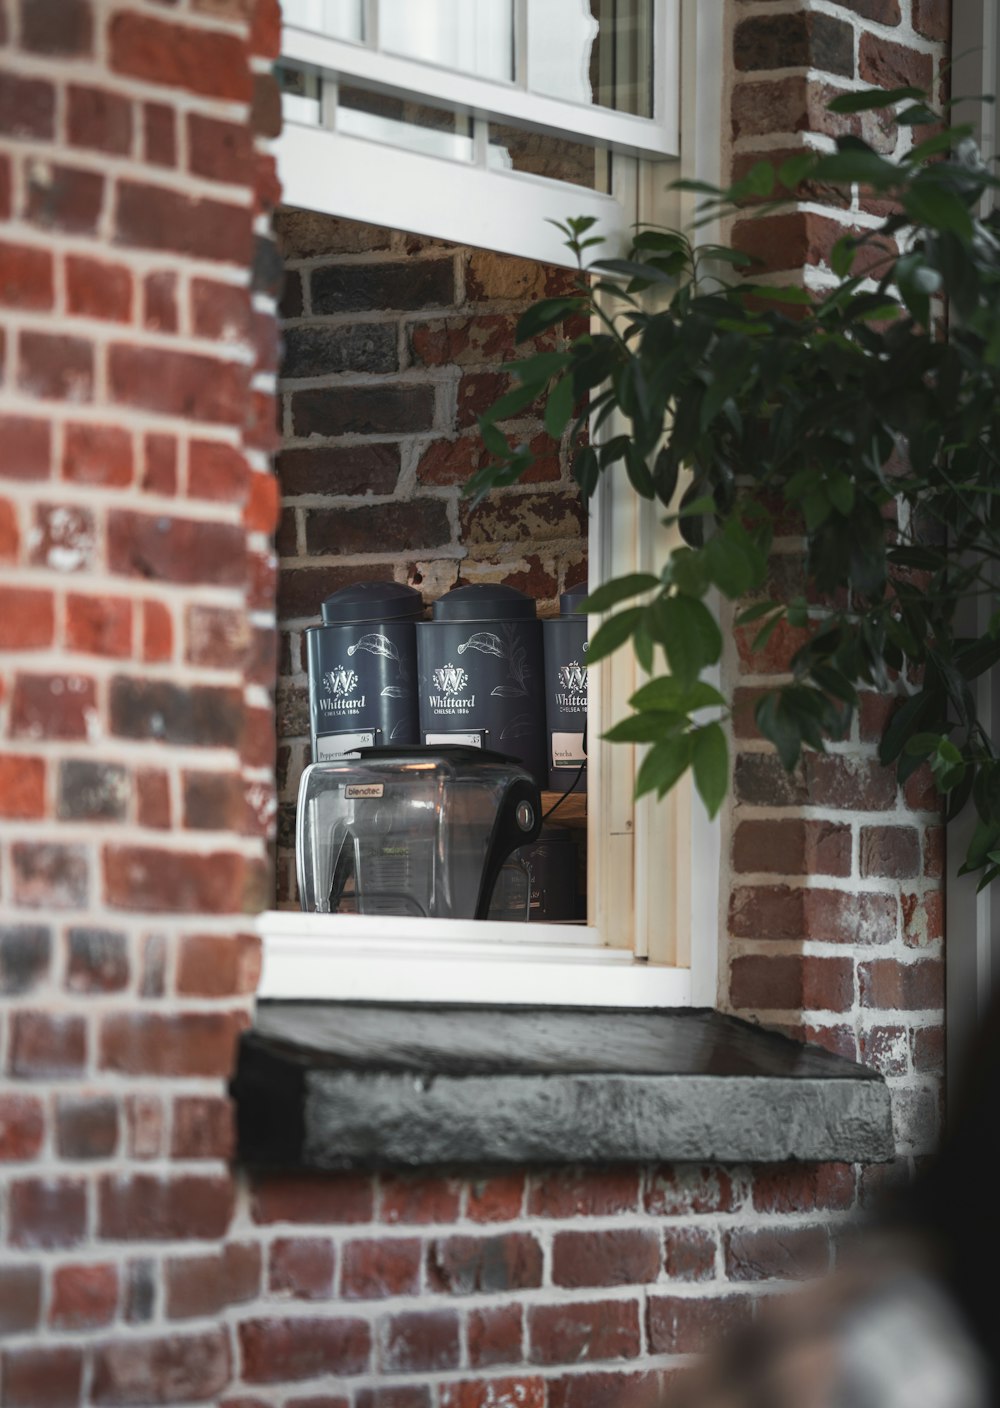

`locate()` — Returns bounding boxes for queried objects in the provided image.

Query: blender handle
[475,776,542,920]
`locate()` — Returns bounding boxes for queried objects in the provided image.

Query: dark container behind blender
[305,581,422,762]
[416,584,546,784]
[542,582,588,791]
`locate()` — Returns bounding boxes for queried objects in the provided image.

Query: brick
[859,958,944,1010]
[124,1096,163,1160]
[752,1162,854,1213]
[30,502,95,573]
[735,12,853,75]
[725,1225,830,1280]
[912,0,949,40]
[66,927,129,993]
[22,0,92,52]
[0,754,45,818]
[185,603,251,672]
[56,1095,119,1159]
[50,1264,118,1330]
[337,1238,420,1299]
[191,279,252,342]
[912,1023,944,1075]
[135,769,170,830]
[110,12,252,101]
[188,438,249,502]
[380,1171,460,1224]
[552,1229,660,1288]
[305,499,451,556]
[109,344,248,423]
[182,770,245,831]
[528,1168,639,1218]
[245,472,279,534]
[0,926,51,994]
[10,1177,87,1247]
[467,1173,524,1222]
[143,270,178,332]
[0,241,53,309]
[0,415,50,479]
[11,1011,86,1078]
[292,383,436,438]
[144,102,176,165]
[112,515,246,590]
[98,1173,235,1241]
[1,1347,83,1408]
[733,819,851,876]
[239,1317,370,1382]
[859,1022,909,1076]
[141,433,177,496]
[0,74,55,139]
[529,1299,640,1365]
[58,758,128,821]
[141,601,173,663]
[468,1304,523,1368]
[730,886,897,945]
[269,1237,336,1300]
[859,33,934,91]
[663,1227,717,1281]
[68,84,132,153]
[0,1265,42,1333]
[379,1310,460,1373]
[116,181,251,264]
[65,427,132,494]
[356,1392,428,1408]
[282,322,397,378]
[466,249,575,303]
[177,931,260,997]
[275,209,392,258]
[733,210,897,280]
[18,331,93,400]
[110,677,243,746]
[647,1295,753,1354]
[830,0,900,21]
[251,1171,374,1224]
[312,259,454,315]
[410,313,523,367]
[730,954,854,1012]
[644,1164,738,1216]
[170,1095,235,1159]
[188,112,252,186]
[166,1245,260,1318]
[440,1384,545,1408]
[0,1093,44,1161]
[123,1259,156,1324]
[429,1233,543,1296]
[100,1011,242,1076]
[461,492,585,547]
[65,594,132,659]
[65,255,133,322]
[0,497,18,559]
[26,163,103,235]
[860,825,921,878]
[12,841,89,908]
[91,1331,231,1406]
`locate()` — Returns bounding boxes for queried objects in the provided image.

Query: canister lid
[560,582,589,617]
[321,581,424,625]
[431,583,537,622]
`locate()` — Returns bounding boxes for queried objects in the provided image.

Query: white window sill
[257,911,692,1007]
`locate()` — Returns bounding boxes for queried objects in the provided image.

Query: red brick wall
[0,0,281,1398]
[272,210,588,906]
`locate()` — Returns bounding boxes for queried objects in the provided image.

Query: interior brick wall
[272,211,589,906]
[0,0,282,1400]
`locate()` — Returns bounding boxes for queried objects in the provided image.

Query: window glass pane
[380,0,514,82]
[278,65,323,126]
[339,85,475,162]
[528,0,653,117]
[282,0,364,42]
[487,123,610,193]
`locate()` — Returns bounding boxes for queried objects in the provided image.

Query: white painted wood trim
[257,911,693,1006]
[280,23,680,158]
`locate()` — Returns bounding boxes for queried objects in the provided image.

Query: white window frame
[260,0,726,1008]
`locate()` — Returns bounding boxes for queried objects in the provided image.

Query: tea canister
[415,583,546,784]
[305,581,423,762]
[542,581,588,791]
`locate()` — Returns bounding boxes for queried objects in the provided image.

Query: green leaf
[631,677,726,712]
[504,351,572,383]
[481,380,543,424]
[650,595,723,687]
[624,443,655,498]
[572,445,599,497]
[582,573,659,613]
[827,86,925,114]
[653,446,679,507]
[692,722,729,818]
[544,375,575,438]
[604,711,684,743]
[903,181,974,238]
[635,734,692,799]
[515,297,585,342]
[586,606,644,665]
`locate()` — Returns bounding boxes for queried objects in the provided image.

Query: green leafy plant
[469,88,1000,883]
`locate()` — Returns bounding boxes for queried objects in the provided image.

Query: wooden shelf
[540,789,587,829]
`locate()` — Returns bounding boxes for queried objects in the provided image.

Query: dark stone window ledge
[234,1004,894,1169]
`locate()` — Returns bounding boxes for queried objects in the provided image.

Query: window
[261,0,726,1006]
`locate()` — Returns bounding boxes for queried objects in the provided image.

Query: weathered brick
[116,181,251,264]
[98,1173,235,1241]
[859,958,944,1010]
[663,1227,717,1281]
[304,499,451,556]
[912,0,949,40]
[109,344,248,423]
[291,383,435,438]
[66,927,129,993]
[644,1165,738,1217]
[858,33,934,90]
[860,825,921,878]
[170,1095,235,1160]
[64,418,134,487]
[529,1167,639,1218]
[734,12,854,75]
[529,1299,640,1365]
[110,677,243,746]
[429,1234,543,1296]
[0,241,54,309]
[26,163,103,235]
[18,331,93,400]
[732,819,851,876]
[58,759,128,821]
[9,1177,87,1248]
[0,74,55,140]
[110,12,252,101]
[468,1304,523,1368]
[0,1265,42,1333]
[751,1162,854,1213]
[552,1229,660,1287]
[379,1310,460,1373]
[65,593,132,657]
[312,259,454,314]
[269,1237,337,1300]
[68,84,132,153]
[730,954,855,1012]
[0,755,45,818]
[56,1095,119,1159]
[460,492,585,547]
[100,1011,242,1076]
[380,1171,460,1224]
[282,323,398,378]
[11,1011,86,1078]
[92,1330,231,1405]
[440,1383,545,1408]
[647,1294,753,1355]
[188,112,253,185]
[467,1173,524,1222]
[12,840,89,908]
[65,255,133,322]
[30,502,95,573]
[730,885,896,945]
[0,1094,45,1161]
[725,1225,830,1280]
[251,1172,374,1225]
[239,1317,370,1382]
[1,1347,83,1408]
[0,926,51,995]
[176,932,261,997]
[50,1264,118,1330]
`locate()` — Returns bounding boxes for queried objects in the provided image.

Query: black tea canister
[305,581,422,761]
[542,581,588,791]
[416,583,546,783]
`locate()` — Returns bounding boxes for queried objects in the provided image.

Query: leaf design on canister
[389,719,408,740]
[500,714,534,740]
[503,622,530,691]
[491,684,527,697]
[457,631,505,657]
[381,685,409,698]
[348,633,400,662]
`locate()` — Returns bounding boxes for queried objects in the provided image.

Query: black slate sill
[233,1003,894,1170]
